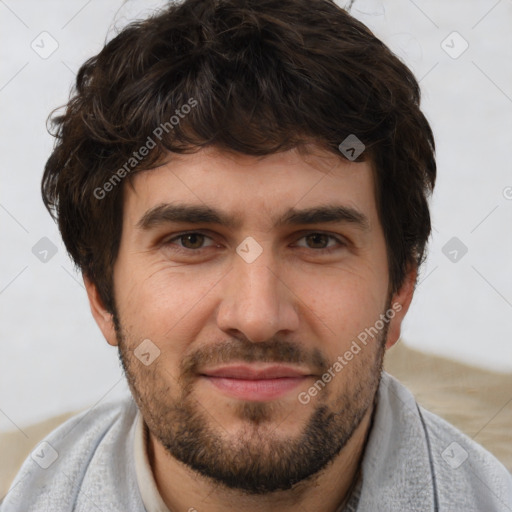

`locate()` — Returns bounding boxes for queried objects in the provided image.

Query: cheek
[114,245,389,362]
[116,262,226,348]
[291,265,387,348]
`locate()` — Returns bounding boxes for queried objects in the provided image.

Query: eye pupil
[182,233,204,249]
[174,233,337,252]
[307,234,328,248]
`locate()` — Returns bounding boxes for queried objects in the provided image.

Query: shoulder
[419,404,512,510]
[380,372,512,510]
[1,395,142,512]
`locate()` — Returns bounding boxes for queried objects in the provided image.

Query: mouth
[199,364,314,401]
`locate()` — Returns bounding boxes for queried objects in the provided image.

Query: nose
[216,248,300,343]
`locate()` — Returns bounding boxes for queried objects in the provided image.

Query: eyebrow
[137,202,370,232]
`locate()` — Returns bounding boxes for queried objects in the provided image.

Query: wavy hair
[42,0,436,312]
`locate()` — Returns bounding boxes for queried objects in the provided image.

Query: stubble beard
[114,310,387,495]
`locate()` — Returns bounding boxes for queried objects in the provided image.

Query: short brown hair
[42,0,436,313]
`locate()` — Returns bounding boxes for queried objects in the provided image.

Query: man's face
[102,146,406,493]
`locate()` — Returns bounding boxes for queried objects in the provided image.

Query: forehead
[123,146,378,231]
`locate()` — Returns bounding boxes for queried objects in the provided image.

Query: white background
[0,0,511,431]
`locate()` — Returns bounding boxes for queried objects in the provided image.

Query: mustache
[180,337,329,377]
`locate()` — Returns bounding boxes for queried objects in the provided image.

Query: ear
[385,265,417,350]
[83,275,119,347]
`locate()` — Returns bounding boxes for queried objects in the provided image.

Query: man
[2,0,511,510]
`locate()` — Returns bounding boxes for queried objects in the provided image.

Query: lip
[201,364,311,379]
[200,364,314,401]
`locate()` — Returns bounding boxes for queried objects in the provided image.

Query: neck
[147,403,374,512]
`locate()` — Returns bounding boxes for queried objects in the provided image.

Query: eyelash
[163,231,347,255]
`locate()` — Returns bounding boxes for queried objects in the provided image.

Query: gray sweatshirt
[1,372,511,511]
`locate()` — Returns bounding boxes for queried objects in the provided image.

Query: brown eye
[163,231,217,253]
[294,232,346,254]
[178,233,207,249]
[305,233,330,249]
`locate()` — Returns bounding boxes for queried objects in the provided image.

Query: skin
[85,145,416,512]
